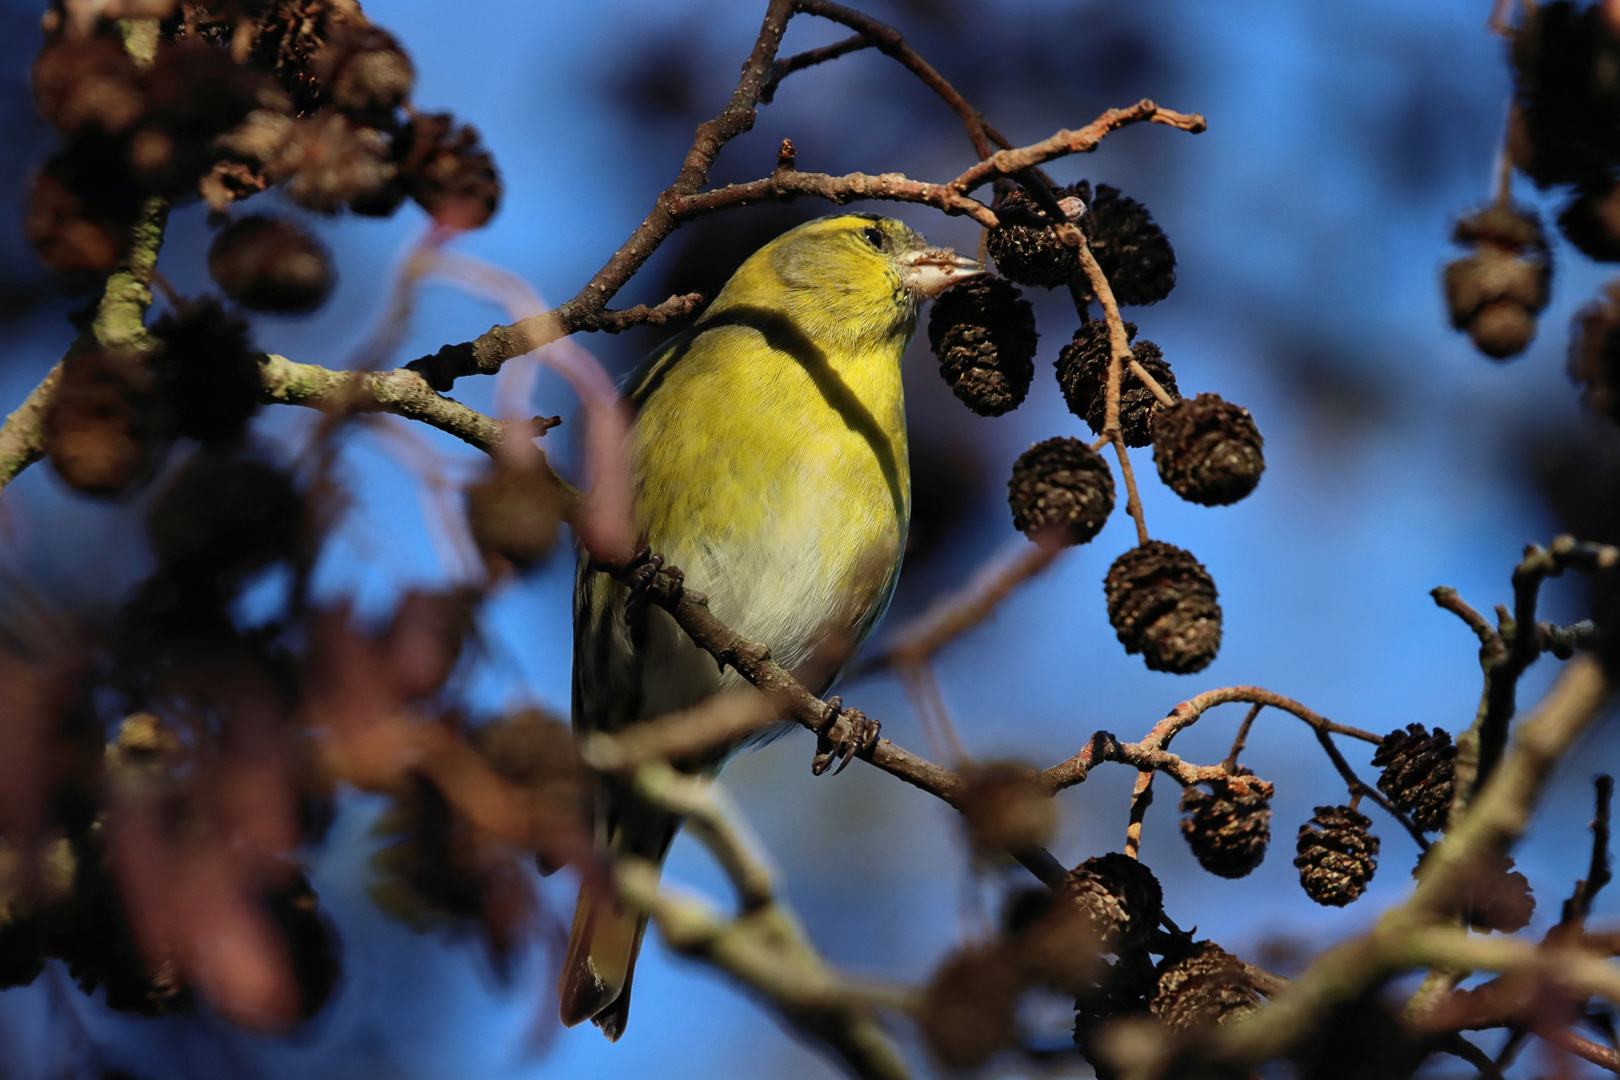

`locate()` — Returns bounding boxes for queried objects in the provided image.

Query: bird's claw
[811,697,880,776]
[621,547,684,622]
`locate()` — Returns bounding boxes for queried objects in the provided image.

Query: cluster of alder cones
[927,720,1530,1070]
[926,181,1264,674]
[1446,0,1620,427]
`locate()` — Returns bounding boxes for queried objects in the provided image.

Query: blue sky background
[2,0,1619,1077]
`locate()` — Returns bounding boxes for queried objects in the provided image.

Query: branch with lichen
[616,760,913,1080]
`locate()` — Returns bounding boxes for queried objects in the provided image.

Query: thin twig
[852,537,1064,677]
[1127,357,1178,408]
[760,32,871,102]
[1222,704,1264,773]
[1124,769,1154,859]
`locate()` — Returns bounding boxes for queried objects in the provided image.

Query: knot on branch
[407,340,478,392]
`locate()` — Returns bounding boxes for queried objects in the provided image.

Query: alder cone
[208,215,335,313]
[1294,805,1379,907]
[1007,437,1114,545]
[1180,776,1273,878]
[43,349,166,496]
[927,276,1038,416]
[464,460,561,569]
[1057,852,1163,953]
[1150,940,1260,1033]
[1371,723,1455,833]
[1413,849,1536,933]
[1443,204,1550,361]
[1509,1,1620,187]
[959,761,1057,856]
[1076,181,1178,307]
[397,112,502,229]
[1055,321,1178,447]
[1559,181,1620,261]
[146,456,304,584]
[1152,394,1265,506]
[312,25,415,121]
[1104,541,1222,673]
[150,298,264,447]
[920,945,1023,1069]
[985,185,1083,288]
[1570,280,1620,421]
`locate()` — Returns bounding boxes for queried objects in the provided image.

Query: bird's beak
[899,245,985,300]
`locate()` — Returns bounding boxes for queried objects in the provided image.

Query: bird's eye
[862,225,886,250]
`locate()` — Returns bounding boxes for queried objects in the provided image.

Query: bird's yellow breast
[628,311,910,675]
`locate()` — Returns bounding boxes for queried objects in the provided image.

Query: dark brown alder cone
[1075,181,1178,307]
[1371,723,1456,833]
[147,456,304,583]
[1559,180,1620,261]
[208,215,335,313]
[43,349,167,495]
[1057,852,1163,953]
[1055,321,1179,447]
[27,139,145,274]
[397,112,502,229]
[1294,805,1380,907]
[1150,940,1260,1033]
[1180,776,1273,878]
[1152,394,1265,506]
[1413,850,1536,933]
[263,111,400,213]
[1443,204,1551,360]
[150,297,263,446]
[1104,541,1222,673]
[1570,280,1620,421]
[985,185,1084,288]
[919,945,1024,1069]
[926,276,1038,416]
[464,460,562,570]
[311,24,414,121]
[31,36,144,135]
[1509,1,1620,188]
[959,762,1057,856]
[248,0,371,117]
[1007,437,1114,545]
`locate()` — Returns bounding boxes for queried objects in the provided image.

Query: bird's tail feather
[557,795,680,1039]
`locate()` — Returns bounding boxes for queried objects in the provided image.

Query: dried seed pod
[26,140,144,274]
[1152,394,1265,506]
[1055,321,1179,447]
[1509,1,1620,188]
[132,41,291,196]
[1294,805,1380,907]
[1443,204,1551,360]
[464,459,562,570]
[147,455,304,583]
[311,25,414,120]
[1007,437,1114,545]
[985,185,1084,288]
[1371,724,1455,833]
[208,215,335,313]
[1151,940,1261,1033]
[959,761,1058,856]
[1076,181,1177,307]
[1104,541,1222,673]
[926,276,1038,416]
[43,349,166,496]
[1559,180,1620,261]
[262,112,399,213]
[31,36,144,135]
[1414,850,1536,933]
[1180,776,1273,878]
[1057,852,1163,954]
[248,0,370,116]
[397,112,502,229]
[150,297,263,446]
[920,945,1024,1069]
[1571,279,1620,421]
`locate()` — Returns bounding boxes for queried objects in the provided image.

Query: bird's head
[705,213,985,347]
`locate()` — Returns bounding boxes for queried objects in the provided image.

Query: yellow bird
[560,213,983,1039]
